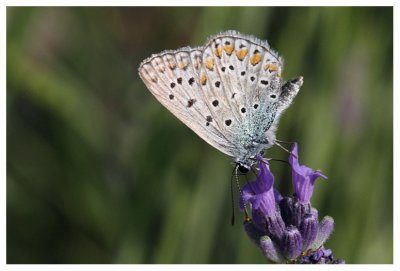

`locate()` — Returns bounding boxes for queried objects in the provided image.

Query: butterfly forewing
[139,48,236,157]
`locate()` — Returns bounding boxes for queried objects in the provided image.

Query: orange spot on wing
[179,62,188,70]
[214,47,222,58]
[205,58,214,70]
[250,53,262,66]
[200,74,207,85]
[264,63,279,72]
[236,49,248,60]
[224,45,234,55]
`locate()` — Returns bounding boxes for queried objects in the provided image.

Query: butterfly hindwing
[200,31,285,158]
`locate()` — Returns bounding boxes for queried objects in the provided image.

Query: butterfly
[138,30,303,173]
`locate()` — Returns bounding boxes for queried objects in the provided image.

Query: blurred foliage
[6,7,392,264]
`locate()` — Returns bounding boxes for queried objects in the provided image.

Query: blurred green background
[7,7,393,264]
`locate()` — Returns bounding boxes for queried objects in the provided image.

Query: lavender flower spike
[241,142,344,264]
[289,143,328,204]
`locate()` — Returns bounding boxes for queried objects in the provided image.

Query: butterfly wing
[199,31,289,160]
[138,47,236,157]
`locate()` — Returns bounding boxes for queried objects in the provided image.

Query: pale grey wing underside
[138,30,300,161]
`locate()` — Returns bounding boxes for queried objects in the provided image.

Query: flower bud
[281,225,303,260]
[259,235,285,263]
[311,216,334,251]
[299,213,318,250]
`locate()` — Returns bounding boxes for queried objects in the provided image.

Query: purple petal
[290,143,328,204]
[240,156,277,216]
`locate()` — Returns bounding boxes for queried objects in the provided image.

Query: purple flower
[289,143,328,204]
[241,143,344,264]
[240,155,276,217]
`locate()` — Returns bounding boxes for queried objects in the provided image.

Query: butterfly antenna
[269,158,290,166]
[275,139,294,145]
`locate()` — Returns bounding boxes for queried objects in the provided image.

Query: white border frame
[2,2,398,270]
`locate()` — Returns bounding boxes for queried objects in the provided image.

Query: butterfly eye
[238,164,250,174]
[241,107,246,113]
[270,94,277,99]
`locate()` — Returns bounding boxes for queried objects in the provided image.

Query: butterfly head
[236,155,260,174]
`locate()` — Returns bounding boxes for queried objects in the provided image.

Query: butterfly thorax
[235,126,277,169]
